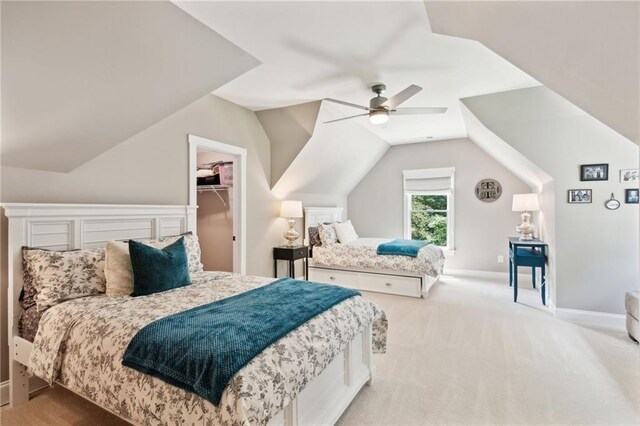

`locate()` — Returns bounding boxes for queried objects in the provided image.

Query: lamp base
[283,218,300,246]
[516,211,535,240]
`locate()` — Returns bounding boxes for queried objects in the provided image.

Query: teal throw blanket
[376,239,429,257]
[122,278,360,406]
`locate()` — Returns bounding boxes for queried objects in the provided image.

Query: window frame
[402,167,455,253]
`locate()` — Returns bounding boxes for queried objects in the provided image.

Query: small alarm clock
[605,193,620,210]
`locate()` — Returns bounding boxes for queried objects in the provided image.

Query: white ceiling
[174,1,539,145]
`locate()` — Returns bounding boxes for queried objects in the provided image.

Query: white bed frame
[3,203,374,426]
[304,207,439,298]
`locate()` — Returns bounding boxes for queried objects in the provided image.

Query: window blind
[404,177,451,192]
[403,167,454,193]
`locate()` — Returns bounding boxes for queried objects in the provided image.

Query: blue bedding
[121,278,360,406]
[376,239,430,257]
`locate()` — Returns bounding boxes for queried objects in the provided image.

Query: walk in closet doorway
[188,135,247,274]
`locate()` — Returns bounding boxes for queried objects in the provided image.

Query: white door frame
[188,134,247,275]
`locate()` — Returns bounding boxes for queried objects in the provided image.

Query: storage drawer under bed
[309,267,422,298]
[309,268,360,289]
[359,274,421,298]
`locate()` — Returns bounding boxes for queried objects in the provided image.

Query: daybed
[305,207,444,298]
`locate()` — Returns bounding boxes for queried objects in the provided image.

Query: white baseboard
[444,268,532,283]
[554,307,626,330]
[548,297,556,315]
[0,381,7,407]
[0,377,48,406]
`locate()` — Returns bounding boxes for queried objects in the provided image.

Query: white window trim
[403,167,455,254]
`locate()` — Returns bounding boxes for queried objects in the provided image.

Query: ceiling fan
[323,84,447,125]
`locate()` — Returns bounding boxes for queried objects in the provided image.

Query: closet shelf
[196,184,231,193]
[197,184,231,208]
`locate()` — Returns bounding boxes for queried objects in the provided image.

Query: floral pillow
[20,249,39,311]
[308,226,322,247]
[156,232,203,274]
[318,223,338,246]
[23,247,106,312]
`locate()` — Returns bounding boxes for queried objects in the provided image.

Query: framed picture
[625,188,639,204]
[580,164,608,181]
[567,189,592,204]
[620,169,639,183]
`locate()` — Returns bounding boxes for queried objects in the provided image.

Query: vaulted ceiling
[1,1,259,172]
[3,0,636,180]
[425,1,639,144]
[174,1,539,145]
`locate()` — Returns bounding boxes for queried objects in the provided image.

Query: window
[403,167,454,250]
[409,193,449,247]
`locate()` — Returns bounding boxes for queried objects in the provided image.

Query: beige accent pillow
[105,239,176,297]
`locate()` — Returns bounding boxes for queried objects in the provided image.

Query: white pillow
[334,220,359,244]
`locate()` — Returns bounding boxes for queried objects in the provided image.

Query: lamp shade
[512,193,540,212]
[280,200,303,218]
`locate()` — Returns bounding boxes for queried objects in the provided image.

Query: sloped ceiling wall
[1,1,259,172]
[271,102,389,196]
[256,101,321,186]
[424,1,640,144]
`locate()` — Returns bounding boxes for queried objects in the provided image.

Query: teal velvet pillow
[129,237,192,297]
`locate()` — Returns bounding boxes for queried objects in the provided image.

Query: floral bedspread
[28,272,387,426]
[312,238,445,277]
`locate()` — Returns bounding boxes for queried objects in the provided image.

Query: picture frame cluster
[568,164,639,205]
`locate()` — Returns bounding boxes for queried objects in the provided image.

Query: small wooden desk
[273,245,309,280]
[508,237,547,305]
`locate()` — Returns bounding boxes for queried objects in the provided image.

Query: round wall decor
[605,193,620,210]
[475,178,502,202]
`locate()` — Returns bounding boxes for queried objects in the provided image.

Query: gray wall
[348,138,531,273]
[463,86,639,314]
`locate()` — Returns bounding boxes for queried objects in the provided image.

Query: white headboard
[304,207,343,243]
[2,203,196,342]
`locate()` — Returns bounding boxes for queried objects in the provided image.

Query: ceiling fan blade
[391,107,448,115]
[381,84,422,109]
[324,113,369,124]
[323,98,372,111]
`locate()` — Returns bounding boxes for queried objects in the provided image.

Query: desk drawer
[309,268,359,289]
[359,274,421,298]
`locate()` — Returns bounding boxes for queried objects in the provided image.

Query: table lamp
[280,200,303,246]
[512,193,540,240]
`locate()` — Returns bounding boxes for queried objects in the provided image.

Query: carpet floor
[2,274,638,425]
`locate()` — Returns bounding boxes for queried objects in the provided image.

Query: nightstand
[273,245,309,280]
[508,237,547,305]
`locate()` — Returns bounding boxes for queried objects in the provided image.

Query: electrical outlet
[497,255,504,263]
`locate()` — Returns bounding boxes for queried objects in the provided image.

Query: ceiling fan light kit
[323,83,447,125]
[369,109,389,125]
